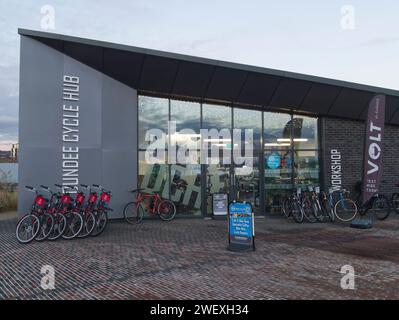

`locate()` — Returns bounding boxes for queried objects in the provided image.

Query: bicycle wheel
[15,214,40,244]
[62,212,83,240]
[158,200,176,221]
[302,198,317,223]
[124,201,145,224]
[282,197,291,218]
[91,210,108,237]
[36,213,54,241]
[321,200,335,222]
[312,199,324,222]
[78,211,96,238]
[391,193,399,214]
[48,213,67,241]
[370,195,391,221]
[334,198,357,222]
[291,200,304,223]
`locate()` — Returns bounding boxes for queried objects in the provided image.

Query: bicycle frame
[136,192,162,215]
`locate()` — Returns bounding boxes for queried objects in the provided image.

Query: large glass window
[264,112,292,150]
[138,95,320,217]
[263,112,319,214]
[292,116,318,150]
[138,151,170,216]
[138,96,169,150]
[170,100,202,215]
[294,150,320,188]
[264,150,293,213]
[234,108,262,150]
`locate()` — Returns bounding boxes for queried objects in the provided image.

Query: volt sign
[362,95,386,205]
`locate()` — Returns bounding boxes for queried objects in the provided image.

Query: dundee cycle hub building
[18,28,399,218]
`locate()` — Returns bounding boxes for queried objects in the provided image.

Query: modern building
[18,28,399,218]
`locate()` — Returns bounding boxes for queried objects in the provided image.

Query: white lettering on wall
[330,149,342,191]
[62,75,80,193]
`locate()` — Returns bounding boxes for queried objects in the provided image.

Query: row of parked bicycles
[15,184,112,244]
[282,183,398,223]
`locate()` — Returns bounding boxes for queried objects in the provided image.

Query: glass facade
[138,95,320,216]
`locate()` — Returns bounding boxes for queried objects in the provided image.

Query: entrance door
[205,163,230,215]
[231,154,261,214]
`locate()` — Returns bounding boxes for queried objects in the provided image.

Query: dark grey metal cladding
[18,28,399,125]
[235,73,281,107]
[64,41,103,71]
[269,78,312,110]
[300,83,341,114]
[204,66,247,101]
[139,55,179,93]
[171,61,214,97]
[328,88,374,119]
[103,48,144,89]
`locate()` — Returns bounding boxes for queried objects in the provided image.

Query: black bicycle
[334,181,391,222]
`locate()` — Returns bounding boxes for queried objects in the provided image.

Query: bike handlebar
[25,185,36,192]
[92,184,111,193]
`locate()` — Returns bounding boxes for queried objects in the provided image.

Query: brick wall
[321,117,399,197]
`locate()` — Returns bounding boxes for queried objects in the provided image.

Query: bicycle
[15,186,45,244]
[75,184,96,238]
[54,184,84,240]
[91,184,111,236]
[282,189,305,223]
[334,181,391,222]
[298,187,318,223]
[318,188,336,222]
[124,188,176,224]
[391,183,399,214]
[40,185,67,241]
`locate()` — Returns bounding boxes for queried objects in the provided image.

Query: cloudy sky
[0,0,398,150]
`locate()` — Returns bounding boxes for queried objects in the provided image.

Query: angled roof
[18,28,399,125]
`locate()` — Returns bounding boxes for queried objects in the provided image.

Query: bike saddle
[130,188,144,193]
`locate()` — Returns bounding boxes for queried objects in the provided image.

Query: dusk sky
[0,0,398,150]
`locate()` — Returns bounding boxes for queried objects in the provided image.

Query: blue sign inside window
[267,153,281,169]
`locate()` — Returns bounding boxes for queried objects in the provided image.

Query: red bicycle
[90,184,112,236]
[15,186,53,244]
[123,188,176,224]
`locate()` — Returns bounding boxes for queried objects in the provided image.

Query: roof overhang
[18,28,399,125]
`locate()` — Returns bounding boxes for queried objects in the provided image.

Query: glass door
[232,155,261,214]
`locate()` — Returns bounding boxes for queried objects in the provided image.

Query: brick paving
[1,214,399,300]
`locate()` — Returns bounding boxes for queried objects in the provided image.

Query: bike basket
[76,193,85,204]
[100,192,111,203]
[61,194,71,205]
[89,193,97,203]
[308,186,314,192]
[35,195,45,207]
[315,186,320,193]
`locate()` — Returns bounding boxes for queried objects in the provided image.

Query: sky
[0,0,398,150]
